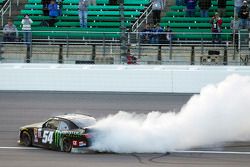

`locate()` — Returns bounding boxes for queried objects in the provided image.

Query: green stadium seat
[63,10,141,16]
[161,17,232,23]
[160,22,230,29]
[55,21,131,27]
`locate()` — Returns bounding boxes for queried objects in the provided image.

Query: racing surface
[1,92,250,167]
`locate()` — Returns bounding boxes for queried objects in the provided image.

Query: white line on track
[1,147,250,155]
[0,147,41,150]
[171,150,250,155]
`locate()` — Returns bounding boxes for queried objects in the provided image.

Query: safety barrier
[0,64,250,93]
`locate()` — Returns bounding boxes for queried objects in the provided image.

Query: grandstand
[160,0,234,41]
[0,0,249,65]
[13,0,149,40]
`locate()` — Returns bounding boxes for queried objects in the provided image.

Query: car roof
[54,113,95,121]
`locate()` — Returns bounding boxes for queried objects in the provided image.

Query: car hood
[20,122,44,129]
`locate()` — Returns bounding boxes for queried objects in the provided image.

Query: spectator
[79,0,89,28]
[21,14,33,45]
[210,12,223,44]
[198,0,211,17]
[89,0,96,5]
[109,0,117,5]
[3,18,18,42]
[230,15,240,52]
[165,26,173,43]
[217,0,227,17]
[42,0,50,16]
[48,0,58,26]
[56,0,63,16]
[185,0,196,17]
[235,0,243,16]
[140,23,153,44]
[151,23,164,44]
[176,0,184,6]
[239,1,249,29]
[126,49,137,64]
[152,0,164,25]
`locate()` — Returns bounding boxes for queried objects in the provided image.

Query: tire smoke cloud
[90,75,250,153]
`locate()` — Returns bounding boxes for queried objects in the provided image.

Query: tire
[21,131,32,147]
[62,138,72,152]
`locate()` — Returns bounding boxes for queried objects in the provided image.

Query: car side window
[43,119,59,130]
[58,121,69,131]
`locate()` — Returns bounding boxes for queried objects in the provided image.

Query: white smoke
[90,74,250,153]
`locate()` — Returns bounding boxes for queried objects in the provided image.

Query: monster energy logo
[54,130,62,147]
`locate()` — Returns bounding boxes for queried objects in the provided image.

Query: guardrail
[0,64,249,93]
[0,31,249,65]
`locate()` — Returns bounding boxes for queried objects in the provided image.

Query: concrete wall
[0,64,250,93]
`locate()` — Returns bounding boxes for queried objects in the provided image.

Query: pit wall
[0,64,249,93]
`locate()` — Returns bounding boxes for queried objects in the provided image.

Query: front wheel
[21,131,32,146]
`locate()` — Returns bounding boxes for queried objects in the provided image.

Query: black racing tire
[62,138,72,153]
[21,131,32,147]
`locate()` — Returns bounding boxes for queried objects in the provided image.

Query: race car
[19,113,96,153]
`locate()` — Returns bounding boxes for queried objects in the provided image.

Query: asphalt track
[1,92,250,167]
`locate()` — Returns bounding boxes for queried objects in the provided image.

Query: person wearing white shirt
[21,14,33,45]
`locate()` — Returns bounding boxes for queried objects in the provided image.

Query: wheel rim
[22,132,31,146]
[63,139,72,152]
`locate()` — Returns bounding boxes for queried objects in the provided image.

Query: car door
[38,118,60,149]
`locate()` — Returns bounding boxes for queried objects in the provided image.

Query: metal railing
[0,0,12,27]
[131,2,153,32]
[0,31,249,65]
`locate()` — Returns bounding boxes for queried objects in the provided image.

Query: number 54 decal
[42,130,54,144]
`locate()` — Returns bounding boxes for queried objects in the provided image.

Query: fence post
[157,45,162,63]
[92,44,96,62]
[223,46,227,65]
[26,45,31,63]
[58,44,63,64]
[190,46,195,65]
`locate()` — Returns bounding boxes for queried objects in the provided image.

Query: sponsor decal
[33,128,38,143]
[38,128,42,138]
[54,130,62,147]
[79,141,86,147]
[72,140,78,146]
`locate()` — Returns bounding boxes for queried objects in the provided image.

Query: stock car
[18,113,96,153]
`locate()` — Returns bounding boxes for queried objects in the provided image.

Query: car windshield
[72,118,96,128]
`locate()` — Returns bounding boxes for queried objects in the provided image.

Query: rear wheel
[62,138,72,152]
[21,131,32,146]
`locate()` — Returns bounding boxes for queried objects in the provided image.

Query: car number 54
[42,130,54,144]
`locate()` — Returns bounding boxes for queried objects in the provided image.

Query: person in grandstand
[165,26,173,44]
[140,23,153,44]
[56,0,63,16]
[210,12,223,44]
[235,0,243,16]
[3,18,18,42]
[198,0,211,17]
[230,15,240,52]
[89,0,96,5]
[152,0,164,25]
[21,14,33,45]
[176,0,184,6]
[185,0,197,17]
[48,0,59,26]
[151,23,164,44]
[217,0,227,17]
[78,0,89,28]
[42,0,50,16]
[239,1,249,29]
